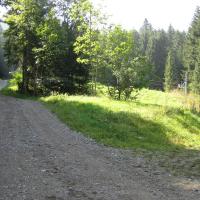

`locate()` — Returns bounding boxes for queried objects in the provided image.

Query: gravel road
[0,93,200,200]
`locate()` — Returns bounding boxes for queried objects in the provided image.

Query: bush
[10,71,23,89]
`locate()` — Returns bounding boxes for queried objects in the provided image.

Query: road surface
[0,92,200,199]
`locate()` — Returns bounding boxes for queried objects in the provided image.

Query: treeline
[138,20,186,91]
[1,0,200,98]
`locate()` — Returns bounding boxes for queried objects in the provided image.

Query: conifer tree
[185,6,200,93]
[164,51,174,91]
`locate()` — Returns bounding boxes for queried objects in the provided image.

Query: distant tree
[4,0,89,94]
[150,30,168,89]
[106,26,150,100]
[192,61,200,94]
[0,24,8,78]
[164,51,174,91]
[140,18,154,57]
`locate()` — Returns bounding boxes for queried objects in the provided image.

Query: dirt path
[0,94,200,200]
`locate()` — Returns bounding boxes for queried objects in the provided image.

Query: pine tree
[185,6,200,93]
[192,51,200,94]
[164,51,174,91]
[151,30,168,89]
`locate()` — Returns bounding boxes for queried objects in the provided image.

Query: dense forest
[0,0,200,99]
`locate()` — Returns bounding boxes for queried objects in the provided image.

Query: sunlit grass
[41,90,200,151]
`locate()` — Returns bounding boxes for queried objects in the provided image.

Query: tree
[4,0,89,94]
[184,6,200,94]
[4,0,51,93]
[164,51,174,91]
[52,0,90,94]
[72,0,107,94]
[150,30,168,89]
[140,18,154,57]
[106,26,150,100]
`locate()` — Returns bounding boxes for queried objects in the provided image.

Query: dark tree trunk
[22,48,29,94]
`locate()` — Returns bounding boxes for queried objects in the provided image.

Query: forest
[0,0,200,100]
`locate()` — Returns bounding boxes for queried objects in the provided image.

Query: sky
[0,0,199,31]
[92,0,200,31]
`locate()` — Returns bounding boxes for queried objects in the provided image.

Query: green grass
[2,82,200,177]
[41,92,200,152]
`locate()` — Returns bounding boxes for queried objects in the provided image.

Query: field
[2,83,200,177]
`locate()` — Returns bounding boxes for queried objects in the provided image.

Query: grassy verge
[41,94,200,151]
[2,83,200,177]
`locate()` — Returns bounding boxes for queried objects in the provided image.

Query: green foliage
[3,0,89,95]
[192,61,200,94]
[9,71,22,89]
[2,1,199,98]
[184,6,200,94]
[138,20,185,90]
[73,0,107,94]
[40,90,200,152]
[105,26,151,100]
[164,51,174,91]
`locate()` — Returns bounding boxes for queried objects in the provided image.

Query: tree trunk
[94,66,98,94]
[22,48,29,94]
[33,64,38,96]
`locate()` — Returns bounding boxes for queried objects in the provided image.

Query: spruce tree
[164,51,174,91]
[185,6,200,93]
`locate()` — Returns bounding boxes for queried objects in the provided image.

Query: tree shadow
[44,98,186,151]
[172,112,200,136]
[136,101,200,136]
[43,97,200,177]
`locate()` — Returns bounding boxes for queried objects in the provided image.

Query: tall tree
[185,6,200,94]
[150,30,168,89]
[140,18,154,57]
[164,50,174,91]
[105,26,150,100]
[72,0,107,93]
[4,0,51,93]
